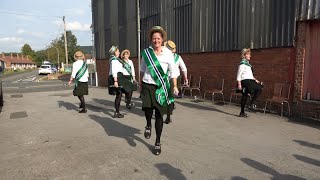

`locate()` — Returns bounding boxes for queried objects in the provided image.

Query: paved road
[0,71,319,179]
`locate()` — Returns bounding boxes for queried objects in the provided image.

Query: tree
[59,30,80,63]
[21,44,36,60]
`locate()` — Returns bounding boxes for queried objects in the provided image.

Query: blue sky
[0,0,92,52]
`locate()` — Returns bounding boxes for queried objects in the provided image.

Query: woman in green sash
[108,46,132,118]
[68,51,89,113]
[140,26,179,155]
[121,49,136,109]
[236,48,263,117]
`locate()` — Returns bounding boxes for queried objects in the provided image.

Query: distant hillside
[79,46,92,54]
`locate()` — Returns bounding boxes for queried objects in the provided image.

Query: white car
[39,65,57,75]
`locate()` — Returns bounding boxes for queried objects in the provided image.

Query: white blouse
[109,58,123,78]
[71,60,89,82]
[122,59,135,77]
[172,54,187,77]
[140,46,178,85]
[236,64,254,81]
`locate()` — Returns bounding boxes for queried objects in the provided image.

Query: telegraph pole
[63,16,68,65]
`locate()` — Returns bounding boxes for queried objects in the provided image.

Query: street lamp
[54,47,60,70]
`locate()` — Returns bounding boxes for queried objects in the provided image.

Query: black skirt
[108,73,134,95]
[140,82,174,116]
[241,79,263,95]
[73,82,88,96]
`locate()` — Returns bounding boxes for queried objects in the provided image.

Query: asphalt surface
[0,72,319,179]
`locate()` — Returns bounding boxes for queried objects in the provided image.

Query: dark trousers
[240,79,263,113]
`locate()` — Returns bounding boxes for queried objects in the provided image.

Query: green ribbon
[174,53,180,64]
[141,47,174,107]
[122,60,133,81]
[74,61,87,89]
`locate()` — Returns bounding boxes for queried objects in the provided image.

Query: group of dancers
[69,26,263,155]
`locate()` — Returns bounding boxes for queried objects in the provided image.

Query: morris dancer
[108,46,134,118]
[68,51,89,113]
[163,40,188,124]
[121,49,136,109]
[236,48,263,117]
[140,26,179,155]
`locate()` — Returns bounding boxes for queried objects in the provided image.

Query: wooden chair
[204,79,225,104]
[182,75,202,98]
[264,83,291,116]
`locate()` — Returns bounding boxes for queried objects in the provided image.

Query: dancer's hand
[114,81,118,88]
[238,84,242,90]
[174,86,179,96]
[184,79,188,85]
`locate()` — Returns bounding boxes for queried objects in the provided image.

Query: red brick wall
[97,48,295,101]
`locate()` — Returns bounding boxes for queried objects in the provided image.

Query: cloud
[17,29,25,34]
[0,37,23,43]
[16,29,46,38]
[65,8,85,16]
[67,21,91,31]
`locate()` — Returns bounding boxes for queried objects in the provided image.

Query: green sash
[240,59,252,67]
[123,60,133,79]
[174,53,180,64]
[141,47,174,107]
[74,61,87,89]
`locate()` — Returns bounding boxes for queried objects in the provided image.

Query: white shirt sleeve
[111,60,121,77]
[129,60,135,77]
[236,64,245,81]
[168,54,178,79]
[71,62,78,78]
[178,56,187,72]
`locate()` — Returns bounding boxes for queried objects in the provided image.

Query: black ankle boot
[79,108,87,113]
[144,126,151,139]
[114,112,124,118]
[164,117,172,124]
[239,112,248,117]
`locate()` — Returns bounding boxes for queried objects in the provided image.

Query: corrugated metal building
[92,0,320,118]
[91,0,314,58]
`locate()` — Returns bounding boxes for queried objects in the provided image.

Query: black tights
[125,91,133,104]
[240,88,262,113]
[240,94,248,113]
[78,96,85,109]
[145,107,163,144]
[115,90,122,113]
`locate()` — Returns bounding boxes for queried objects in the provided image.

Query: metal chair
[182,75,202,98]
[264,83,291,116]
[204,79,225,104]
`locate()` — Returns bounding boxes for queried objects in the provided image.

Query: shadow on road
[88,114,153,152]
[240,158,307,180]
[293,140,320,150]
[293,154,320,167]
[58,100,78,111]
[154,163,186,180]
[92,98,144,117]
[175,100,236,116]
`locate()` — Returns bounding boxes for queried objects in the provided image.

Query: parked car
[0,66,3,107]
[39,64,57,75]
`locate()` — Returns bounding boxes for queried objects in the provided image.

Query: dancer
[163,40,188,124]
[121,49,136,109]
[108,46,134,118]
[236,48,263,117]
[140,26,179,155]
[68,51,89,113]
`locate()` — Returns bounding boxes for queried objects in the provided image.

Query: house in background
[0,53,37,70]
[91,0,320,119]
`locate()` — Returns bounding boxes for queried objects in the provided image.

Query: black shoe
[164,117,172,124]
[239,112,248,117]
[114,112,124,118]
[79,108,87,113]
[79,104,84,109]
[144,126,151,139]
[126,103,135,109]
[154,142,161,155]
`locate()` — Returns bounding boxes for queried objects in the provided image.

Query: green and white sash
[74,61,87,89]
[141,47,174,107]
[174,53,180,64]
[123,60,133,78]
[240,59,254,72]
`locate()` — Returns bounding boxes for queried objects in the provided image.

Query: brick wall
[97,47,295,101]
